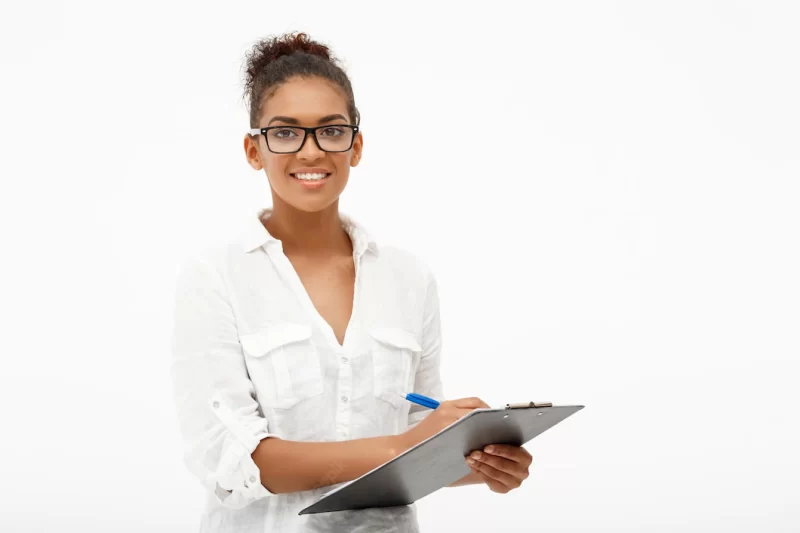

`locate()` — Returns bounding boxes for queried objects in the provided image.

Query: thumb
[452,397,490,409]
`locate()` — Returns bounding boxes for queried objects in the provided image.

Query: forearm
[252,435,405,494]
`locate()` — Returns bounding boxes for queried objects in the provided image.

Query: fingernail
[485,446,494,453]
[466,458,475,465]
[471,451,481,460]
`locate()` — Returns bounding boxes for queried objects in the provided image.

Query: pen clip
[505,401,553,409]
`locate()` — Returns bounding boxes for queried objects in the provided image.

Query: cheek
[264,156,289,181]
[331,153,353,173]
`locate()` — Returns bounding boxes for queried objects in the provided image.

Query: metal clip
[505,401,553,409]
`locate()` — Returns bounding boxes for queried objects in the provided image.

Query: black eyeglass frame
[247,124,360,154]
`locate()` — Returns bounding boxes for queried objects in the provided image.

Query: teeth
[294,173,328,181]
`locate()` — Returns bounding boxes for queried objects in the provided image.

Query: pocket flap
[369,327,422,352]
[240,323,312,357]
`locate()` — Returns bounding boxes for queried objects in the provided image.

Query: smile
[291,172,330,181]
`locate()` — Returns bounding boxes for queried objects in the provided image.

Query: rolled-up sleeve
[408,268,445,428]
[170,255,275,509]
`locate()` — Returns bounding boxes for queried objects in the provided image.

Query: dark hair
[242,32,360,129]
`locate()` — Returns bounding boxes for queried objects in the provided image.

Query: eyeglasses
[248,124,359,154]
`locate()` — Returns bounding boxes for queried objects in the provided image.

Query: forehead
[261,76,349,125]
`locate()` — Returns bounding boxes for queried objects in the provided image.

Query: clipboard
[299,401,584,515]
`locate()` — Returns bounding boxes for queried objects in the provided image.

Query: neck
[263,201,352,257]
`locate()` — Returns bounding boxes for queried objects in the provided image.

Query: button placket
[336,250,362,440]
[335,346,353,440]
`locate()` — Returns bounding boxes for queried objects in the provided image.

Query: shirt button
[250,476,257,483]
[212,401,220,409]
[341,356,348,363]
[341,396,348,403]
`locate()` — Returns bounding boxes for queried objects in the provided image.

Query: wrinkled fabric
[171,208,444,532]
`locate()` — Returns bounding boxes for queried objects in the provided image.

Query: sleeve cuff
[207,393,277,508]
[213,438,274,508]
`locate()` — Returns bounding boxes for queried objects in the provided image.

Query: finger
[483,444,533,467]
[475,469,510,494]
[453,397,490,409]
[469,459,521,490]
[469,451,528,480]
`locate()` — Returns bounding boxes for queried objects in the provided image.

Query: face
[244,76,363,214]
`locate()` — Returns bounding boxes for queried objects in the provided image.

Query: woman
[171,31,533,532]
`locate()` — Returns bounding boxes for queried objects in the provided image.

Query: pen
[401,392,440,410]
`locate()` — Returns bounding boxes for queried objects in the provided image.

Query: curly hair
[242,32,360,128]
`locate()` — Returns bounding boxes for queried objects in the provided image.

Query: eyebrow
[267,114,348,126]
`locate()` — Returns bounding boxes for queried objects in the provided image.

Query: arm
[252,435,403,494]
[171,256,407,506]
[404,268,483,488]
[408,273,533,491]
[407,268,444,429]
[171,255,271,509]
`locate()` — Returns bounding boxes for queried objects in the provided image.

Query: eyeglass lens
[266,126,354,153]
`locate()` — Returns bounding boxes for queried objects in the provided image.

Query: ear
[244,134,263,171]
[350,131,364,167]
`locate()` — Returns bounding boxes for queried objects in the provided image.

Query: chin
[282,183,347,213]
[282,194,340,214]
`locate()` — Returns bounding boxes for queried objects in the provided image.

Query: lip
[289,168,331,175]
[289,169,332,190]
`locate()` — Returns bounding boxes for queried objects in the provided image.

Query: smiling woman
[244,65,362,210]
[169,31,533,533]
[240,33,361,215]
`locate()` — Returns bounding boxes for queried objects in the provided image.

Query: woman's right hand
[399,397,490,450]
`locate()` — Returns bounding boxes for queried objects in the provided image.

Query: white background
[1,1,799,531]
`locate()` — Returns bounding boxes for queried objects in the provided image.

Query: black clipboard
[299,402,584,515]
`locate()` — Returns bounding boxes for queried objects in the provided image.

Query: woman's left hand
[465,444,532,493]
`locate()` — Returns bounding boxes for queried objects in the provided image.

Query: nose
[296,131,325,161]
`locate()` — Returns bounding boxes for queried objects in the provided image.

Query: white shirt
[170,208,445,532]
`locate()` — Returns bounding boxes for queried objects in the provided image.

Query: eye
[273,128,298,138]
[319,126,346,137]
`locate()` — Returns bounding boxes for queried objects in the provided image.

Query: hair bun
[249,31,333,67]
[242,32,358,128]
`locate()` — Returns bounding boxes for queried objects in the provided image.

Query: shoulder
[345,212,437,288]
[174,244,231,295]
[174,226,256,290]
[375,244,435,280]
[370,242,438,300]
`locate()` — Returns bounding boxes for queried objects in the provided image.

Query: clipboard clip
[505,401,553,409]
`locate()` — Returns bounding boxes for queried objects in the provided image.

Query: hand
[400,397,490,450]
[465,444,532,493]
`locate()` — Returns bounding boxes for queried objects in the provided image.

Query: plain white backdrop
[1,1,798,531]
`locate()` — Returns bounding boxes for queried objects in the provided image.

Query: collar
[241,207,379,258]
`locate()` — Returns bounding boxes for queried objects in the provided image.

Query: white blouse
[170,208,444,532]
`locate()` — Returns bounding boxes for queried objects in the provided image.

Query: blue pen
[401,392,440,410]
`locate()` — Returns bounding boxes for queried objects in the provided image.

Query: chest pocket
[240,323,324,410]
[370,327,422,409]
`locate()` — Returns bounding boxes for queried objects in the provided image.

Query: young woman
[171,32,533,532]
